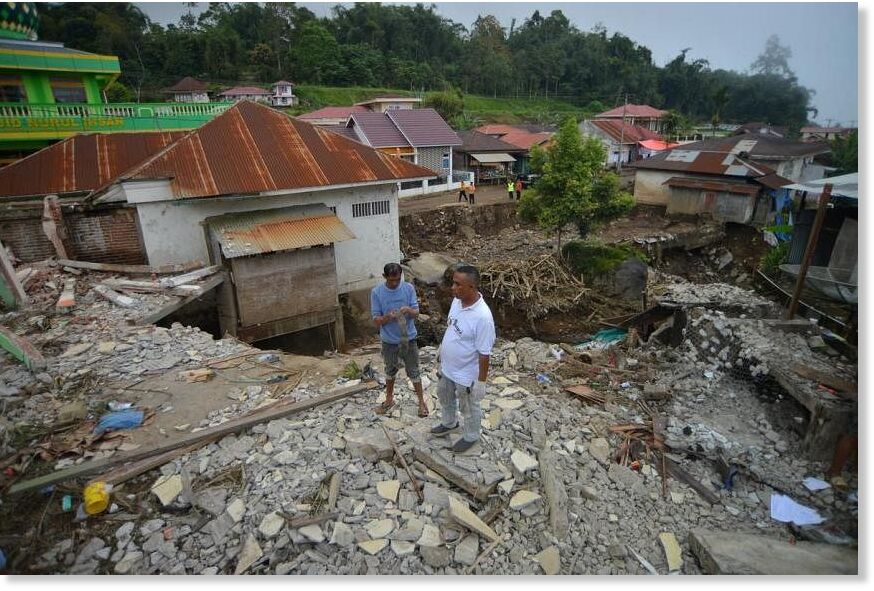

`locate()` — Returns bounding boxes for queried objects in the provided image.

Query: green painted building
[0,3,230,159]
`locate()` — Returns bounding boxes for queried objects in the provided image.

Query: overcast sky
[137,1,859,126]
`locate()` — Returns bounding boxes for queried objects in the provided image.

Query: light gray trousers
[437,374,482,442]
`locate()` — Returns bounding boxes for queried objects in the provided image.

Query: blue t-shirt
[371,281,418,344]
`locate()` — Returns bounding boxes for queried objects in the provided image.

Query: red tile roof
[596,104,668,119]
[387,108,462,147]
[590,119,663,144]
[473,124,553,151]
[112,101,435,200]
[0,131,188,199]
[219,86,272,96]
[298,105,369,120]
[163,76,208,93]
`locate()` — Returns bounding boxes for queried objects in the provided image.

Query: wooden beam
[0,325,47,371]
[7,380,376,495]
[159,265,223,289]
[381,425,424,504]
[412,447,496,501]
[93,284,138,308]
[790,363,857,397]
[41,195,69,259]
[0,240,28,308]
[56,259,204,275]
[141,272,225,324]
[788,184,832,319]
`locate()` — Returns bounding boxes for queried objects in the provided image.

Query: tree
[830,130,858,176]
[711,85,729,136]
[518,118,633,251]
[423,89,464,123]
[249,43,275,81]
[288,21,345,84]
[751,35,794,78]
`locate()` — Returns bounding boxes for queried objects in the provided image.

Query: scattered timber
[56,259,204,275]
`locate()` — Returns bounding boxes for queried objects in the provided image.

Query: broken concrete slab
[226,498,246,523]
[588,438,611,465]
[539,446,569,540]
[448,496,498,542]
[365,518,395,539]
[298,524,326,543]
[688,528,857,575]
[234,535,262,574]
[509,490,541,510]
[659,532,683,572]
[390,540,416,557]
[413,448,498,501]
[150,474,183,506]
[258,512,285,538]
[358,538,389,555]
[420,545,451,568]
[329,522,354,547]
[416,524,442,547]
[454,534,479,566]
[343,427,394,462]
[376,479,400,503]
[535,546,560,575]
[510,449,538,474]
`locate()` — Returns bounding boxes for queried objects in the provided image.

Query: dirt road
[398,183,520,215]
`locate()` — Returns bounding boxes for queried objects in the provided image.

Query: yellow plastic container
[83,481,110,515]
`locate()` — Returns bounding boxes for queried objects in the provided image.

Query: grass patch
[759,241,791,275]
[562,240,645,282]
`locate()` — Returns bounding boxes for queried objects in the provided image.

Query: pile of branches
[479,254,589,320]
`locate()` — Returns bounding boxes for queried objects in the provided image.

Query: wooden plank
[235,307,338,343]
[159,265,223,289]
[663,456,720,505]
[91,440,214,486]
[381,425,424,504]
[412,447,496,501]
[0,325,47,371]
[41,195,69,259]
[56,259,204,275]
[93,284,138,308]
[791,363,857,394]
[141,272,225,324]
[7,380,377,495]
[0,239,28,308]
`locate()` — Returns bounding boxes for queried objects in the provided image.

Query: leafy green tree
[289,21,345,84]
[518,118,633,251]
[830,130,858,175]
[249,43,275,82]
[423,90,464,122]
[104,80,134,102]
[751,35,794,78]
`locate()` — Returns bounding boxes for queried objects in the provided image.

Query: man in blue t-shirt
[370,263,428,417]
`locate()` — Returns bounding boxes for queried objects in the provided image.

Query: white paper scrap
[770,493,825,526]
[802,477,831,492]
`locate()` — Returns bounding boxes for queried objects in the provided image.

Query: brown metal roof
[117,101,436,200]
[386,108,462,147]
[298,106,369,120]
[456,130,525,154]
[164,76,208,93]
[632,147,779,178]
[596,104,668,119]
[0,131,188,199]
[206,204,355,258]
[588,119,663,144]
[664,177,760,195]
[349,112,411,148]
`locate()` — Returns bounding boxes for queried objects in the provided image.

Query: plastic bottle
[83,481,112,515]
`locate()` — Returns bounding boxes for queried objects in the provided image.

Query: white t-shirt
[440,294,496,386]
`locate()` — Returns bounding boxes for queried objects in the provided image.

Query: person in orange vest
[514,177,523,200]
[506,178,515,200]
[467,181,476,205]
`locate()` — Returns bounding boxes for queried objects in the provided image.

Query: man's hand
[472,380,487,400]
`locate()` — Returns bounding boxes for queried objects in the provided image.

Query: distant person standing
[467,181,476,205]
[458,180,468,203]
[506,178,515,200]
[515,177,523,200]
[371,263,429,418]
[431,264,496,453]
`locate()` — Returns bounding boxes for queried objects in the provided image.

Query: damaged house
[0,100,436,344]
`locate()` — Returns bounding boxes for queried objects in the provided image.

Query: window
[50,77,87,103]
[352,200,390,218]
[442,152,450,169]
[0,75,27,102]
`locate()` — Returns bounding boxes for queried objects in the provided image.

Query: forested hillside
[37,2,815,129]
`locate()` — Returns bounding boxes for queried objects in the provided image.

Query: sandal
[418,405,430,418]
[374,400,396,415]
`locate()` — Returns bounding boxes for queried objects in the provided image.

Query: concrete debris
[535,546,560,575]
[298,524,326,543]
[658,532,683,572]
[150,474,183,506]
[376,480,401,502]
[357,539,389,555]
[234,535,262,575]
[509,490,541,510]
[448,496,499,542]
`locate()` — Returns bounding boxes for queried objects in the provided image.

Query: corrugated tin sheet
[590,119,663,144]
[0,131,188,199]
[471,153,516,163]
[119,101,435,200]
[664,176,759,195]
[634,149,777,178]
[297,106,368,120]
[206,204,355,259]
[456,130,524,154]
[387,108,462,147]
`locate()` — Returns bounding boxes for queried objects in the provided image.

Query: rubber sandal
[418,406,430,418]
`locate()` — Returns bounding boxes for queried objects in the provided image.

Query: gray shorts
[381,340,421,382]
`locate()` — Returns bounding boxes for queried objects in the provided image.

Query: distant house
[595,104,669,133]
[270,80,298,107]
[733,122,789,138]
[344,108,463,196]
[163,76,211,103]
[297,106,370,126]
[473,124,553,175]
[355,95,422,113]
[631,142,793,225]
[453,130,525,184]
[800,126,855,142]
[219,86,272,103]
[579,119,668,167]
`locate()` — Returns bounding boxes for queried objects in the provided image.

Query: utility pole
[617,93,628,173]
[787,184,832,319]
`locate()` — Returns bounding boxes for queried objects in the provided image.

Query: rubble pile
[650,276,779,317]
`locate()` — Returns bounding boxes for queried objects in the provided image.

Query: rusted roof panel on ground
[664,176,760,195]
[121,101,435,200]
[205,204,355,258]
[0,131,187,199]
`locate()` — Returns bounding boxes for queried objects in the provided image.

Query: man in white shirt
[431,264,496,453]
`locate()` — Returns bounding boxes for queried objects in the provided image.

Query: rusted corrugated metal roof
[664,176,760,195]
[596,104,668,119]
[590,120,663,144]
[117,101,436,200]
[632,148,778,177]
[0,131,187,199]
[206,204,355,258]
[298,106,368,120]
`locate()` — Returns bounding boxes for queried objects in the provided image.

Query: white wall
[632,169,675,205]
[125,182,400,294]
